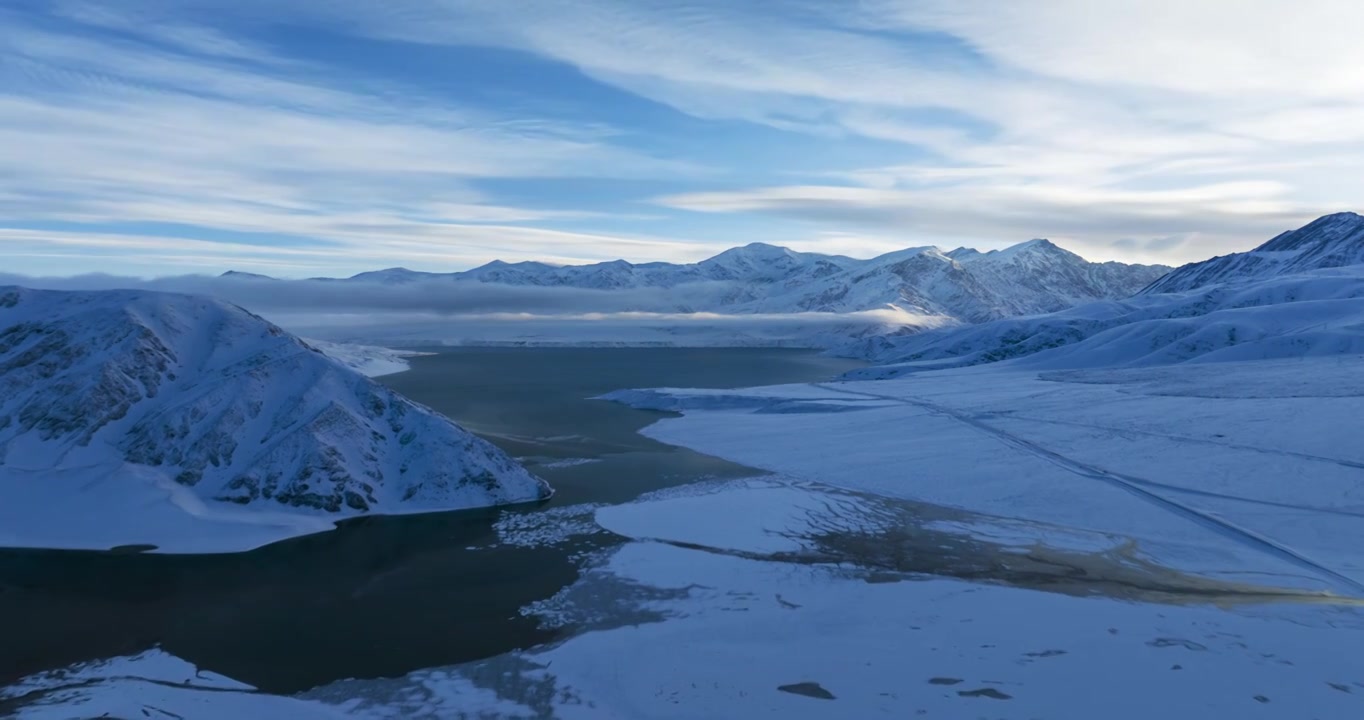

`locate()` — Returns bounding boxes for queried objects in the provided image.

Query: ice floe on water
[494,503,608,549]
[530,457,604,469]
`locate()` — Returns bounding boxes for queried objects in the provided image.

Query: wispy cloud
[1,4,708,274]
[0,271,949,348]
[4,0,1363,273]
[0,271,732,314]
[654,181,1305,263]
[238,0,1362,262]
[0,224,714,274]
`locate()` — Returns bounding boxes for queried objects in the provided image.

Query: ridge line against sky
[3,0,1363,278]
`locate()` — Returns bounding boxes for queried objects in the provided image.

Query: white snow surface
[305,338,429,377]
[0,286,550,552]
[610,357,1364,593]
[842,265,1364,374]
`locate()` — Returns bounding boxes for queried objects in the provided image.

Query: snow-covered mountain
[1144,212,1364,294]
[731,239,1169,321]
[0,286,550,550]
[351,244,858,292]
[842,213,1364,377]
[314,239,1168,323]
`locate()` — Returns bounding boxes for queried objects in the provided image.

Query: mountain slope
[0,286,550,549]
[844,268,1364,378]
[1143,212,1364,294]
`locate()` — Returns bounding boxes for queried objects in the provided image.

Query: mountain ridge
[223,238,1170,325]
[1142,211,1364,294]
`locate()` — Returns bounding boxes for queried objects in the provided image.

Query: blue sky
[3,0,1362,277]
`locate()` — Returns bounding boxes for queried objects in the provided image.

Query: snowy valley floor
[7,356,1364,718]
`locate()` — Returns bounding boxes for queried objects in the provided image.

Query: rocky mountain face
[0,287,550,516]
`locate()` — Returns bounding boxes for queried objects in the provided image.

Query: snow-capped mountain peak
[1144,212,1364,294]
[218,270,274,280]
[346,267,434,285]
[712,241,791,257]
[863,245,945,266]
[1260,211,1364,249]
[1255,211,1364,259]
[970,238,1073,263]
[843,212,1364,376]
[697,242,835,281]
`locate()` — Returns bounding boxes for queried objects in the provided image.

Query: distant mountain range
[844,212,1364,377]
[228,239,1170,325]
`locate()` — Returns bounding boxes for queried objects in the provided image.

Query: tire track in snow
[994,413,1364,472]
[812,383,1364,596]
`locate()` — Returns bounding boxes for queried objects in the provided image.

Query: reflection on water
[0,348,864,692]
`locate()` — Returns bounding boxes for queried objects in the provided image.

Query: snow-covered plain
[610,357,1364,593]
